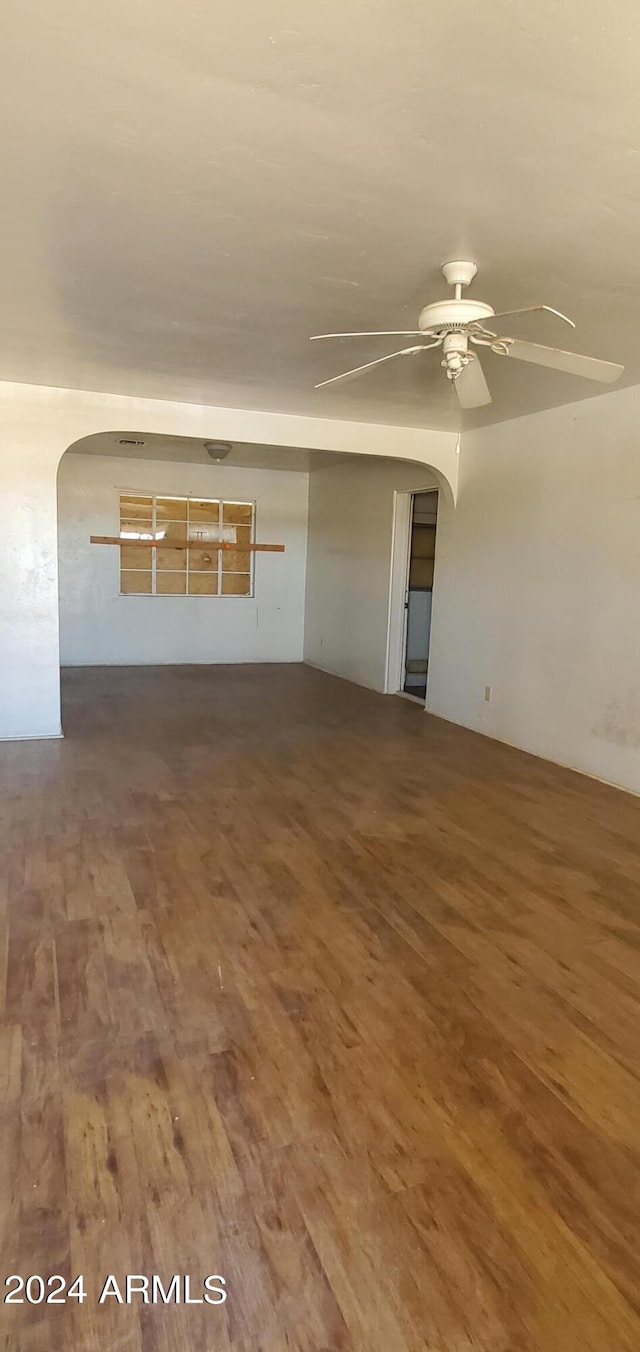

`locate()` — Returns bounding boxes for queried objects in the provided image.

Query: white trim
[384,490,412,693]
[385,486,439,698]
[385,490,419,693]
[0,731,63,742]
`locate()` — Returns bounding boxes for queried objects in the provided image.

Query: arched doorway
[55,428,451,733]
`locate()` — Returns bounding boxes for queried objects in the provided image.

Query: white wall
[304,460,437,691]
[7,367,640,801]
[58,452,309,665]
[0,379,456,739]
[0,392,64,739]
[427,384,640,794]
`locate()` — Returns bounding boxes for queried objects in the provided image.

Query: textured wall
[428,384,640,794]
[305,459,437,692]
[58,453,309,666]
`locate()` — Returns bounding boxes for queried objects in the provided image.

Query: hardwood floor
[2,663,640,1351]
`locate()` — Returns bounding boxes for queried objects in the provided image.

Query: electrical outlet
[484,685,492,702]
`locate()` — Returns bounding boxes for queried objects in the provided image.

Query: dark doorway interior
[403,490,438,701]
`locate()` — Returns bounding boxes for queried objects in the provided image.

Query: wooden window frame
[118,493,255,598]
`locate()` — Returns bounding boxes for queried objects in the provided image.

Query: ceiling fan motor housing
[418,298,495,332]
[419,260,494,332]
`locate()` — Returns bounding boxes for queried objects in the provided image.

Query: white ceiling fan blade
[455,356,492,409]
[315,344,429,389]
[503,340,624,383]
[475,304,575,331]
[310,330,426,341]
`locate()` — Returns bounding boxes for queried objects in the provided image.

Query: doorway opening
[385,486,440,704]
[403,491,437,700]
[385,488,439,704]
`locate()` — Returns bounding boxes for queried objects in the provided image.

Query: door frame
[384,487,438,699]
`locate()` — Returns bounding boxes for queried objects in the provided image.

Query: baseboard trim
[423,706,640,801]
[0,731,63,743]
[303,659,383,694]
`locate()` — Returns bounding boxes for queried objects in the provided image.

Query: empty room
[1,2,640,1349]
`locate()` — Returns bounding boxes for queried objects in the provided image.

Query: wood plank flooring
[1,662,640,1351]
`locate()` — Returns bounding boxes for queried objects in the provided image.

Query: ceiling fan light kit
[310,262,624,409]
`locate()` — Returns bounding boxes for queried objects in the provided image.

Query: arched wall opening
[56,428,447,728]
[0,379,458,741]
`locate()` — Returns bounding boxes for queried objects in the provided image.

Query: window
[119,494,254,596]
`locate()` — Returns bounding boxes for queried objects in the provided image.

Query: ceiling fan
[310,261,624,409]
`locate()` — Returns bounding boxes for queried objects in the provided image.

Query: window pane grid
[119,494,254,595]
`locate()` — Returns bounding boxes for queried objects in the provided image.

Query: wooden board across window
[90,536,284,552]
[102,493,283,598]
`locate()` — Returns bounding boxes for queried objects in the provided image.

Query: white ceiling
[1,0,639,431]
[69,431,354,473]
